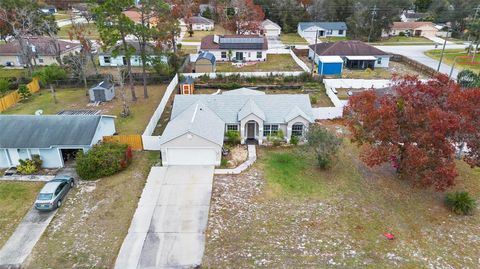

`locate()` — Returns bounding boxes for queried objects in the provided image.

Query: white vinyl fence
[182,71,305,78]
[143,74,179,137]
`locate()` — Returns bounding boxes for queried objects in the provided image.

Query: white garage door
[266,29,280,36]
[166,148,217,166]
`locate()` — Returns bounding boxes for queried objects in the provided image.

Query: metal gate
[93,90,106,102]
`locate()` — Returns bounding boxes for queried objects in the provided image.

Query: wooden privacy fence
[103,135,144,150]
[0,77,40,112]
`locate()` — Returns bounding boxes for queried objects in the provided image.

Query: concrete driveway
[375,44,466,78]
[0,208,56,268]
[115,165,214,269]
[267,36,284,49]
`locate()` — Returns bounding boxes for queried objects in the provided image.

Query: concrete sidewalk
[115,165,214,269]
[0,208,56,268]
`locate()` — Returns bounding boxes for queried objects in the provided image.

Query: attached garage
[159,102,225,166]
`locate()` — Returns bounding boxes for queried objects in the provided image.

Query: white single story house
[0,115,116,169]
[159,88,314,166]
[98,41,167,67]
[200,35,268,62]
[179,16,214,31]
[308,40,391,70]
[0,37,81,67]
[297,22,347,39]
[261,19,281,37]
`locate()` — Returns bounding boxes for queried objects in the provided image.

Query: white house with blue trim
[0,115,116,169]
[297,22,347,39]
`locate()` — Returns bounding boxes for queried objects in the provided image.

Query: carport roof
[0,115,112,148]
[159,101,225,146]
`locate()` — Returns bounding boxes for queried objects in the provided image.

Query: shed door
[166,148,217,166]
[93,90,106,102]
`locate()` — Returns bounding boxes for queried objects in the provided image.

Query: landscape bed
[203,122,480,268]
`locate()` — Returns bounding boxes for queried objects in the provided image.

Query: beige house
[0,37,81,67]
[384,22,438,38]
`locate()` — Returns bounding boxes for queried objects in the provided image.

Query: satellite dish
[35,110,43,115]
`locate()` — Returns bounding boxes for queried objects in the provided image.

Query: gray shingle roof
[238,99,266,121]
[171,94,314,124]
[159,101,225,146]
[298,22,347,31]
[0,115,108,148]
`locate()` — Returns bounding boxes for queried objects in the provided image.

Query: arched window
[292,124,304,137]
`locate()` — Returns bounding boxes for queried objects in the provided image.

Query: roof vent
[213,35,219,44]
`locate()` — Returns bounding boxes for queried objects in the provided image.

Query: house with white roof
[297,22,347,39]
[261,19,282,37]
[159,88,314,166]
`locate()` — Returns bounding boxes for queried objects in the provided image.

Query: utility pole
[367,5,379,43]
[467,5,480,54]
[311,29,319,77]
[437,28,450,71]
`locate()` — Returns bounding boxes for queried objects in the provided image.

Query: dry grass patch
[24,151,159,268]
[216,54,303,72]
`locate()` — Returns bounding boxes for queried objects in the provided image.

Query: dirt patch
[224,145,248,168]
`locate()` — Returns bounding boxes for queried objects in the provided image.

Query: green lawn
[24,151,158,269]
[372,36,434,46]
[181,26,233,42]
[0,68,27,79]
[204,129,480,268]
[425,49,480,72]
[280,33,309,45]
[58,23,100,40]
[54,13,70,21]
[321,36,348,42]
[216,54,302,72]
[179,45,198,54]
[0,182,44,249]
[3,85,167,134]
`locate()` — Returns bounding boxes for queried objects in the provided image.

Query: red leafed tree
[344,75,480,191]
[171,0,199,34]
[223,0,265,35]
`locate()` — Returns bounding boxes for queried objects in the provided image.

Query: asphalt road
[0,207,56,269]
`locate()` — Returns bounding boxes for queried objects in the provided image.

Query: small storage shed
[317,56,343,75]
[195,52,216,73]
[179,76,195,95]
[89,80,115,102]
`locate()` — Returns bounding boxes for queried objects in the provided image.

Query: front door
[318,30,325,37]
[247,122,255,139]
[236,52,244,61]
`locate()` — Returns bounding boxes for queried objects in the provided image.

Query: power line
[367,4,378,43]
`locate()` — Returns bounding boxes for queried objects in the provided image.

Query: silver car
[34,176,75,211]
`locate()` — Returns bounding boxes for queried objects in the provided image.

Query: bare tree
[114,66,130,117]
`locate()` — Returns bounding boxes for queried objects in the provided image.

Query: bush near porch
[76,143,133,180]
[203,122,480,268]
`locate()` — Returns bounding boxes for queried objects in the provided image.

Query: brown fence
[0,78,40,113]
[103,135,144,150]
[390,54,442,77]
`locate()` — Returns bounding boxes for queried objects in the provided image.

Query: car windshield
[38,193,53,200]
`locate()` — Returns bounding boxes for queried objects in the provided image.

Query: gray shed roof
[159,101,225,146]
[171,94,314,124]
[196,52,216,64]
[92,79,113,90]
[0,115,112,148]
[298,22,347,31]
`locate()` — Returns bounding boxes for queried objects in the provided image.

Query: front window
[292,124,304,136]
[338,30,344,35]
[38,58,44,63]
[263,124,279,136]
[226,124,238,131]
[38,193,53,200]
[221,51,227,59]
[104,56,111,64]
[377,57,382,64]
[326,29,333,35]
[256,51,262,59]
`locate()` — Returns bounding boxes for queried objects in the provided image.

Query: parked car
[34,176,75,211]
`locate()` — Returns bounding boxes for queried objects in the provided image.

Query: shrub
[268,129,285,146]
[290,135,299,145]
[76,143,132,180]
[399,31,406,37]
[307,125,342,169]
[445,191,476,215]
[16,155,43,175]
[225,130,241,145]
[18,84,31,99]
[0,79,9,94]
[310,94,318,105]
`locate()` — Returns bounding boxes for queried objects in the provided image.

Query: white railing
[143,74,179,136]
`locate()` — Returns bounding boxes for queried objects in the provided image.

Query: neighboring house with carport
[89,79,115,102]
[98,41,167,67]
[0,115,116,169]
[0,37,81,67]
[200,35,268,62]
[180,16,214,31]
[383,22,438,38]
[309,40,391,71]
[159,88,314,166]
[297,22,347,39]
[261,19,282,37]
[195,51,216,72]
